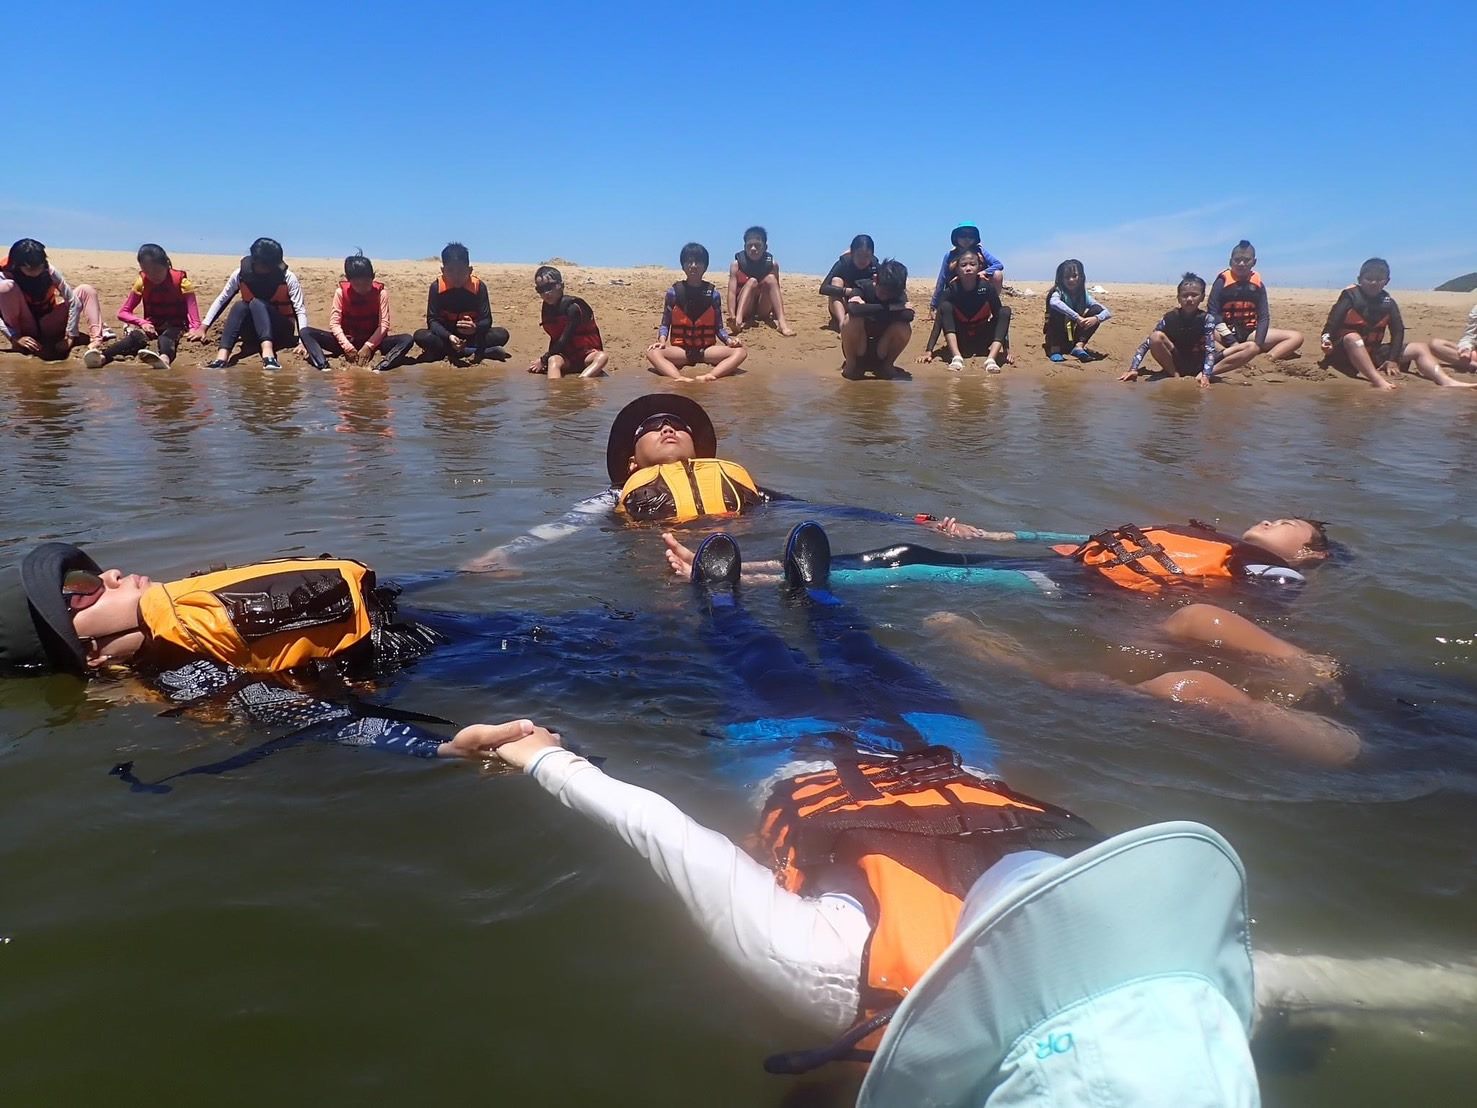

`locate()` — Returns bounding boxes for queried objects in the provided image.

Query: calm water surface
[2,364,1475,1105]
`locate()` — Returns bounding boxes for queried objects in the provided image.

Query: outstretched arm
[460,491,617,572]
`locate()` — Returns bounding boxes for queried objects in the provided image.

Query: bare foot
[778,325,796,337]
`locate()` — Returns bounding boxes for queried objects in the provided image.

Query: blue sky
[8,1,1469,288]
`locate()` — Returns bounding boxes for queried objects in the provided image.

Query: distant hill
[1436,272,1477,292]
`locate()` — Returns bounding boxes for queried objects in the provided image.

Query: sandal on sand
[1049,352,1066,363]
[948,355,965,371]
[984,358,1001,373]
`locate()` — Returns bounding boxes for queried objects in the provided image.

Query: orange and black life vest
[1052,521,1279,592]
[239,261,296,319]
[947,283,997,339]
[435,274,483,327]
[1332,285,1392,348]
[339,280,383,346]
[0,255,64,316]
[667,282,719,348]
[138,558,377,673]
[1216,269,1263,339]
[756,748,1098,1052]
[139,268,191,330]
[617,459,762,523]
[540,295,602,355]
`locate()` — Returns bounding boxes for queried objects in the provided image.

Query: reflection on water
[1,368,1474,1105]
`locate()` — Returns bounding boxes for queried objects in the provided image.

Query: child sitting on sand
[929,223,1004,311]
[841,257,914,380]
[200,237,327,370]
[86,243,203,369]
[819,234,878,331]
[413,242,510,366]
[726,226,795,336]
[1204,240,1304,379]
[529,266,608,378]
[1318,257,1406,391]
[301,253,415,372]
[1120,272,1218,387]
[917,249,1010,372]
[1397,300,1477,388]
[1043,259,1111,361]
[646,243,747,383]
[0,239,105,361]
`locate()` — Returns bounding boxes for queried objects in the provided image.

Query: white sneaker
[138,348,170,370]
[948,355,965,371]
[83,347,106,369]
[984,358,1001,373]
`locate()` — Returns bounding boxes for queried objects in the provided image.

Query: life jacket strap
[762,1007,896,1075]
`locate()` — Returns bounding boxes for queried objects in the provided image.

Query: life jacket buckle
[888,745,965,786]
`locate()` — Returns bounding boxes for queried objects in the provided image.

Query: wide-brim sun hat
[858,821,1258,1108]
[605,394,718,486]
[0,543,102,673]
[950,224,982,246]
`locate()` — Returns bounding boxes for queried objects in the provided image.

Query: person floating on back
[1204,240,1304,379]
[727,226,796,337]
[1120,272,1219,387]
[86,243,204,370]
[413,242,510,367]
[646,242,747,383]
[929,223,1004,311]
[840,257,915,380]
[528,266,608,378]
[0,238,105,361]
[819,234,878,332]
[200,237,328,370]
[1401,299,1477,388]
[1318,257,1406,391]
[301,252,415,372]
[1043,258,1110,362]
[917,249,1011,372]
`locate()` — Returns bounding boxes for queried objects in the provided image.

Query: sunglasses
[62,569,106,613]
[634,414,690,441]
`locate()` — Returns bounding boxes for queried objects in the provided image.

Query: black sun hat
[0,543,101,673]
[605,394,718,486]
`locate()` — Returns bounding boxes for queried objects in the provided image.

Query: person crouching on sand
[0,239,105,361]
[841,257,914,380]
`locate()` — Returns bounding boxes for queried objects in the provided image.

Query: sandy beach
[5,248,1473,386]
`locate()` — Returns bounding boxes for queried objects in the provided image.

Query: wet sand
[7,248,1474,386]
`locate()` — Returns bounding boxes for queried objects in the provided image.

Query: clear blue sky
[8,1,1469,288]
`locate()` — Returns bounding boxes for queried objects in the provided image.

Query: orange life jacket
[1052,522,1253,592]
[1332,285,1392,348]
[1216,269,1263,339]
[667,282,719,348]
[139,558,377,673]
[140,268,191,330]
[948,284,997,339]
[240,267,296,319]
[0,255,64,316]
[617,459,762,523]
[756,748,1097,1049]
[340,280,383,346]
[540,295,603,355]
[435,274,483,327]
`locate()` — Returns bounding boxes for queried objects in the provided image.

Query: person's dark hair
[849,234,875,254]
[1230,239,1255,260]
[679,242,709,268]
[956,248,983,267]
[1301,519,1330,554]
[534,265,563,287]
[876,258,908,292]
[137,243,172,270]
[1359,257,1390,281]
[743,226,767,245]
[7,238,48,268]
[1052,259,1087,311]
[1177,271,1206,296]
[344,251,375,280]
[950,224,981,248]
[249,237,284,269]
[441,242,470,267]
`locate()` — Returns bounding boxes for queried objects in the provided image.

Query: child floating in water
[87,243,204,369]
[917,249,1011,372]
[0,238,105,361]
[200,237,327,370]
[1043,259,1110,362]
[1120,272,1218,387]
[727,226,795,336]
[1205,240,1304,379]
[301,253,415,372]
[646,243,747,383]
[529,266,608,378]
[1319,257,1406,391]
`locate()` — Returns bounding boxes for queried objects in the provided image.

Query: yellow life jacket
[139,558,376,673]
[617,458,762,523]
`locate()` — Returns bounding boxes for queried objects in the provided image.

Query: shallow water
[2,364,1475,1105]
